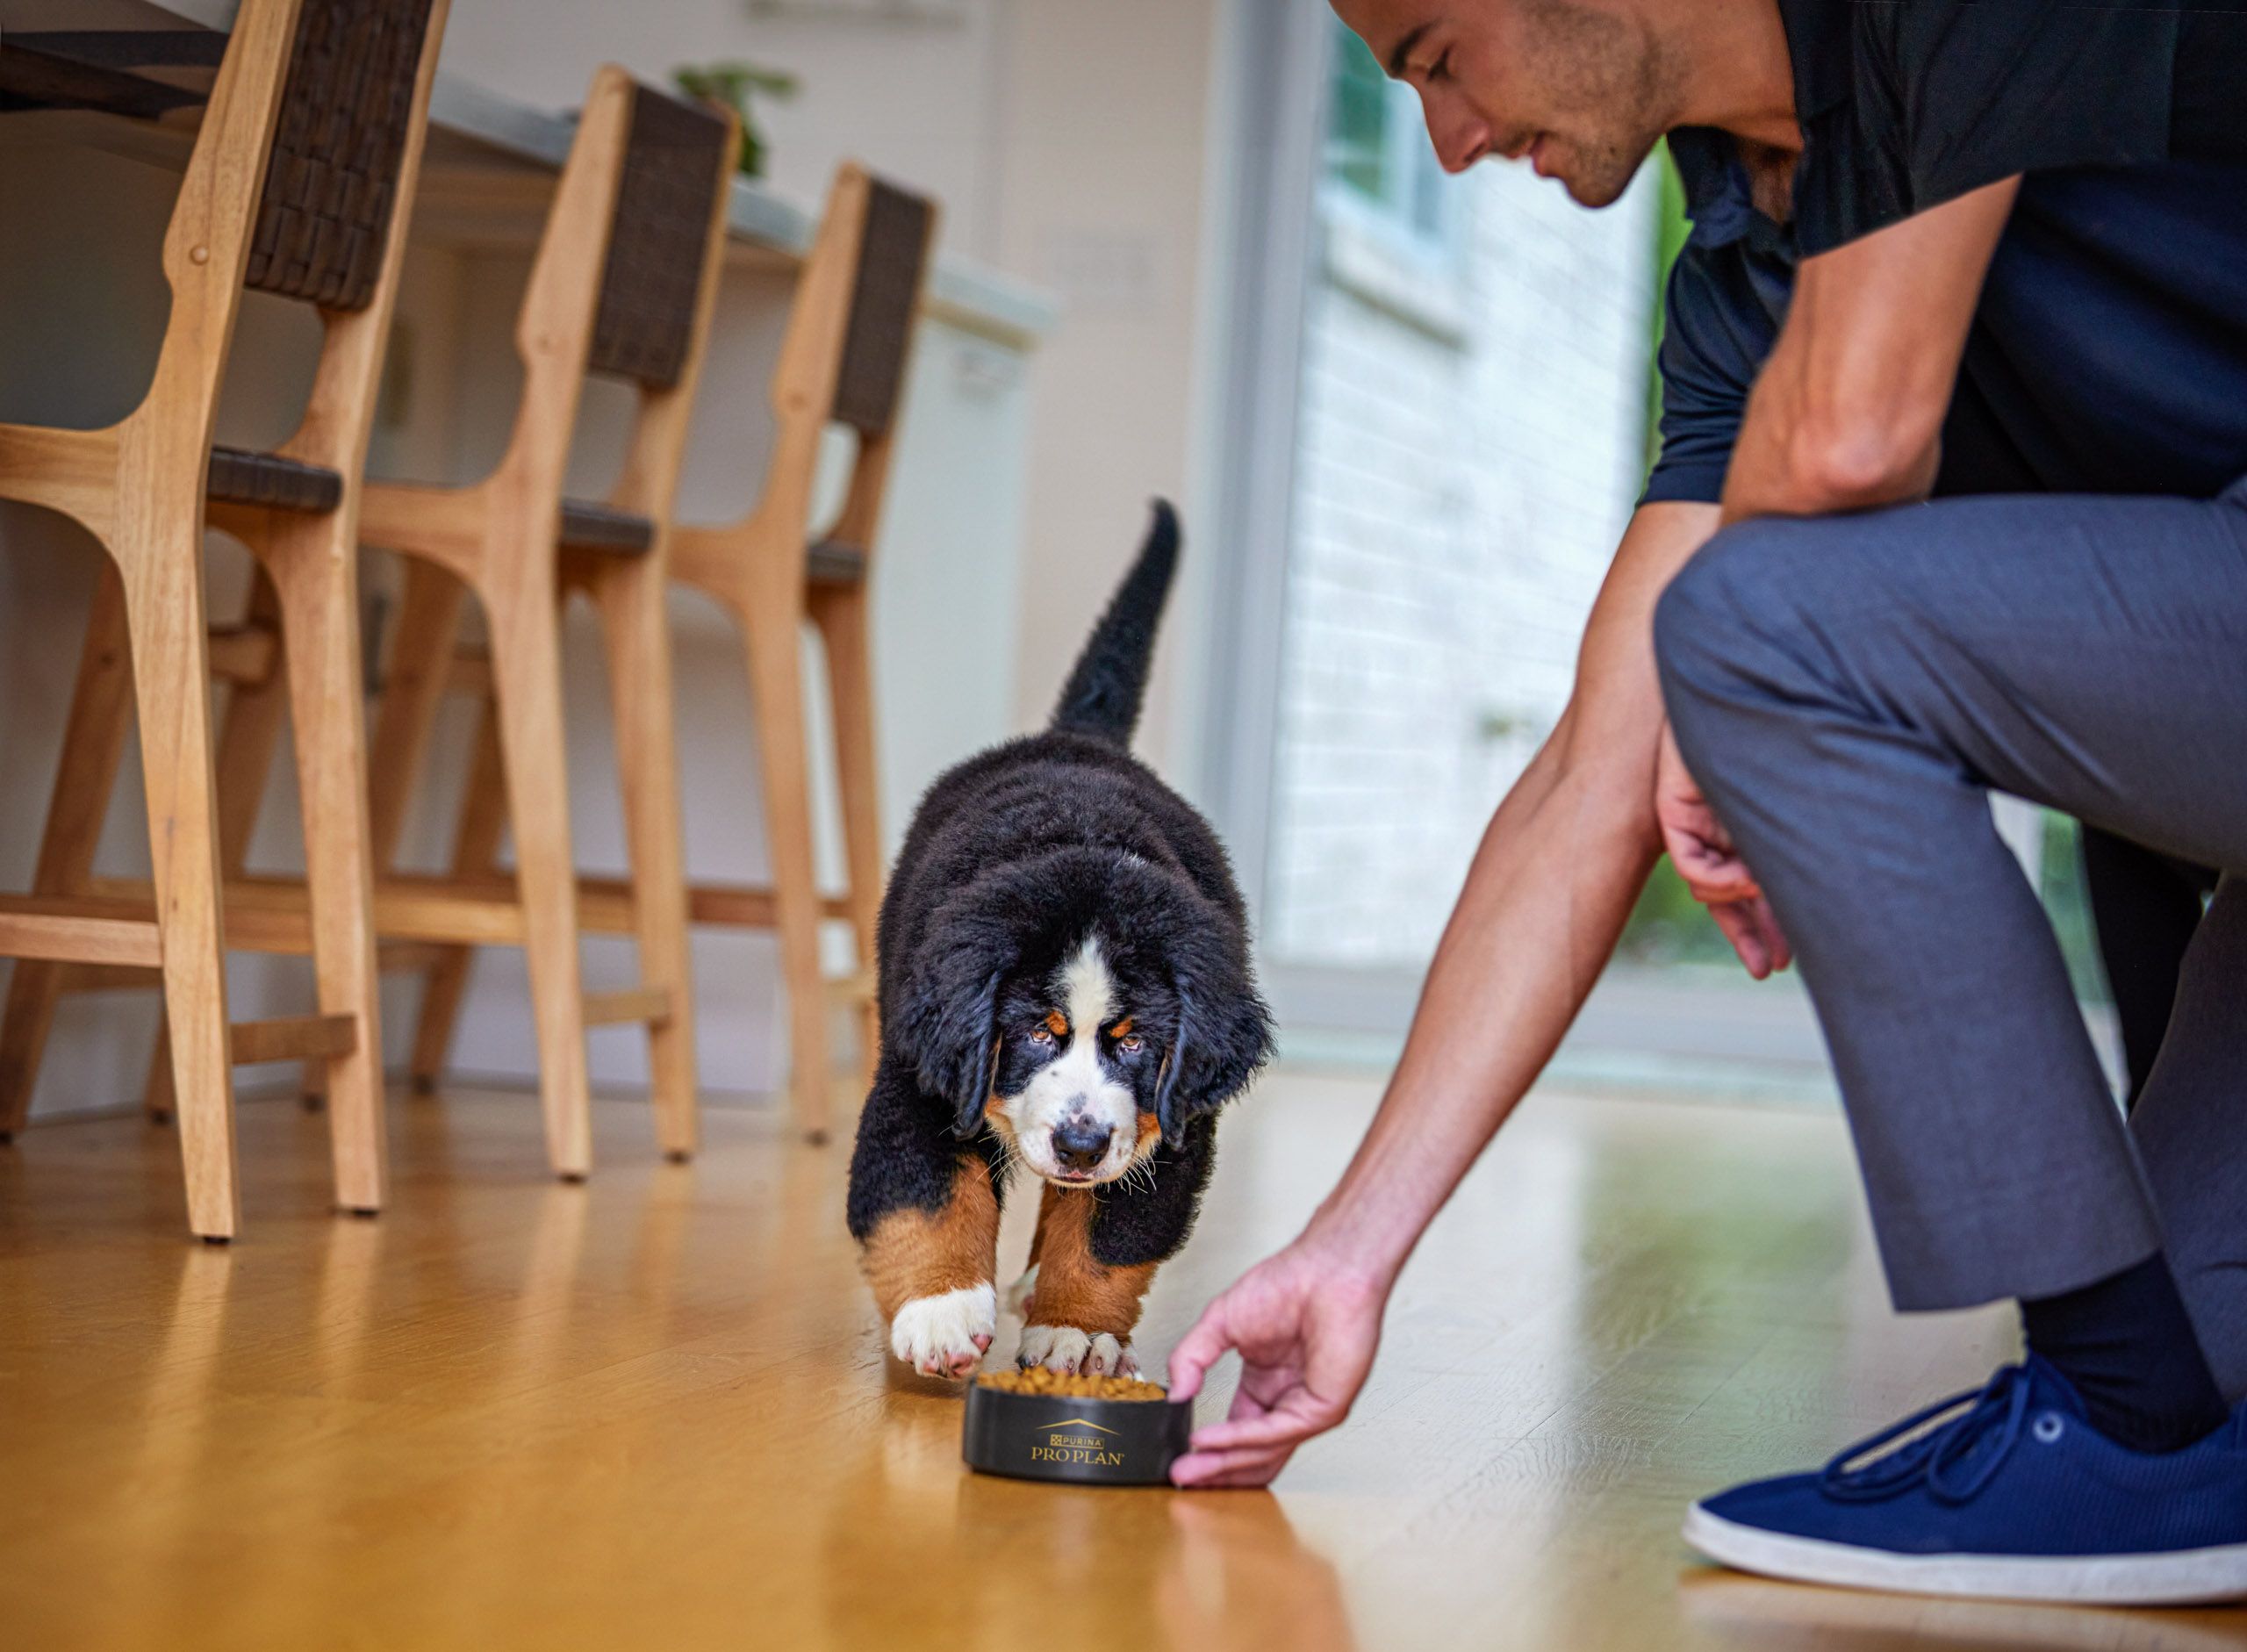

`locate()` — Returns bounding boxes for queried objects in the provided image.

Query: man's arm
[1661,180,2020,923]
[1167,499,1716,1487]
[1719,176,2019,523]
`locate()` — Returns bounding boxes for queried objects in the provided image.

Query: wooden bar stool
[9,68,736,1186]
[341,70,738,1177]
[0,0,450,1239]
[402,165,937,1144]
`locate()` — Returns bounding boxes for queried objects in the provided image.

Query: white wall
[983,0,1232,780]
[439,0,1236,778]
[442,0,1013,265]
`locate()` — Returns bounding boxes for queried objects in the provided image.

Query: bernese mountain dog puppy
[846,503,1274,1380]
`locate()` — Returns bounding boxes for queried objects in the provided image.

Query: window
[1322,22,1450,248]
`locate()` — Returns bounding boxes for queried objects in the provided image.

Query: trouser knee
[1653,516,1855,781]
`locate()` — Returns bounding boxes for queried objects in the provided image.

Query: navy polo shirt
[1643,0,2247,506]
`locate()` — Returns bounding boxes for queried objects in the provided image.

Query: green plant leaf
[674,59,799,178]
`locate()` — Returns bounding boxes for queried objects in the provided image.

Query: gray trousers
[1654,474,2247,1398]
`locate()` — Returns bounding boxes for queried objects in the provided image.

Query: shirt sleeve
[1807,0,2180,253]
[1640,241,1782,506]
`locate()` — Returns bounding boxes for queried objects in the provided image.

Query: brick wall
[1266,160,1658,967]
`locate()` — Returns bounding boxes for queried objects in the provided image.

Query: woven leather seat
[556,499,656,555]
[206,444,346,514]
[805,539,868,587]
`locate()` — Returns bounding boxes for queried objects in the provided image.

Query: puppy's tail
[1048,500,1181,747]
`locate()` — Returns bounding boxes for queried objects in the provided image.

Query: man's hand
[1655,719,1792,979]
[1166,1239,1389,1489]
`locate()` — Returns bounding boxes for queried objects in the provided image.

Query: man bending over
[1172,0,2247,1604]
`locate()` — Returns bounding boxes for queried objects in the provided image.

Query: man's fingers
[1188,1409,1317,1454]
[1187,1462,1292,1490]
[1712,901,1774,979]
[1710,896,1793,979]
[1169,1444,1292,1488]
[1756,898,1795,972]
[1671,838,1760,898]
[1662,821,1760,898]
[1233,1358,1304,1416]
[1166,1304,1233,1401]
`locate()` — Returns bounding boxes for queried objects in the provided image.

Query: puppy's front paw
[1003,1264,1039,1318]
[890,1283,996,1379]
[1018,1325,1138,1377]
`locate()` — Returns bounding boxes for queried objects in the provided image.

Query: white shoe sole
[1683,1504,2247,1605]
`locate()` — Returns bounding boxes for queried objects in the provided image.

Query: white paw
[1003,1264,1039,1318]
[1018,1325,1137,1377]
[889,1284,996,1379]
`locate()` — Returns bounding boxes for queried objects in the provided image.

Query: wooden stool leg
[116,533,240,1241]
[146,570,292,1124]
[592,558,699,1160]
[743,599,831,1144]
[0,563,137,1139]
[374,559,479,1095]
[811,582,883,1087]
[484,586,595,1179]
[407,697,507,1093]
[264,522,387,1214]
[367,559,469,869]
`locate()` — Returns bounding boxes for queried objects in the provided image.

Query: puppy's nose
[1052,1118,1112,1173]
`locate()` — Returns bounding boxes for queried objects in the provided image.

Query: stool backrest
[725,164,939,579]
[589,87,736,389]
[829,178,937,438]
[246,0,442,312]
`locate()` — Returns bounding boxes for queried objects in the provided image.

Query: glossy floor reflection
[2,1074,2241,1650]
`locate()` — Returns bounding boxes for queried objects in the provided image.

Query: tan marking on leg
[860,1155,1001,1320]
[1024,1182,1155,1340]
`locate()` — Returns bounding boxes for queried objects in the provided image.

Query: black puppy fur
[846,504,1274,1275]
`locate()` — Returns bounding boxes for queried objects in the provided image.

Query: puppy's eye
[1117,1034,1144,1054]
[1029,1026,1054,1046]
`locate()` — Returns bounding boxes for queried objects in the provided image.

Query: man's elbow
[1780,405,1942,513]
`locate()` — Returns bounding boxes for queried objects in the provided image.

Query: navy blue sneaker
[1683,1354,2247,1604]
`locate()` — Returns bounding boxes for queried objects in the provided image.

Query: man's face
[1331,0,1676,209]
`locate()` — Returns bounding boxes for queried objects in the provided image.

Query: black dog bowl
[963,1382,1194,1486]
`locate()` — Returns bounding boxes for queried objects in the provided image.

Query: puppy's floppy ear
[1155,960,1274,1149]
[891,931,1011,1138]
[942,974,1004,1139]
[1152,1003,1192,1152]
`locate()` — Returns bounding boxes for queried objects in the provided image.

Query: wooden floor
[4,1072,2243,1652]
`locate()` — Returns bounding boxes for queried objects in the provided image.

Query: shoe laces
[1818,1361,2038,1505]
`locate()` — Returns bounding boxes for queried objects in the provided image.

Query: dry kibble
[977,1368,1169,1403]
